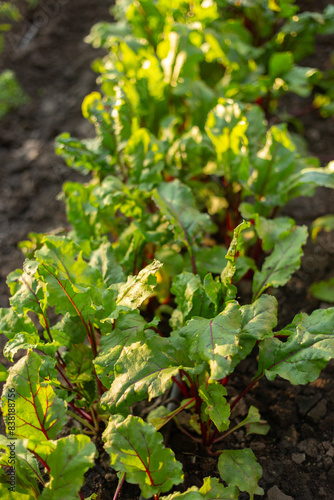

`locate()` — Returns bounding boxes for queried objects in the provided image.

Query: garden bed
[0,1,334,499]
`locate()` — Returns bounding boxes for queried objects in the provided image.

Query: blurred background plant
[0,1,39,118]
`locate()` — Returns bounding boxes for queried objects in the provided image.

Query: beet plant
[1,0,334,499]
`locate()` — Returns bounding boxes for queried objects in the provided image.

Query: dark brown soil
[0,1,334,500]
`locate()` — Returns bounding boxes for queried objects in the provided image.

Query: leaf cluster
[1,1,334,499]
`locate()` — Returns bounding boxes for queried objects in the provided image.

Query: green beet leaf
[36,235,104,289]
[0,307,37,340]
[244,407,270,436]
[115,259,163,311]
[103,415,183,498]
[221,221,250,302]
[228,406,270,437]
[0,363,8,382]
[199,476,239,499]
[310,213,334,240]
[170,272,217,329]
[0,437,41,498]
[252,225,308,300]
[287,163,334,198]
[240,295,277,341]
[94,311,154,388]
[205,99,249,183]
[3,331,60,362]
[309,277,334,303]
[1,351,67,441]
[257,307,334,384]
[153,179,210,251]
[199,382,230,432]
[89,240,125,287]
[63,344,94,383]
[8,261,48,327]
[218,449,263,499]
[254,216,295,251]
[160,476,239,499]
[100,335,196,412]
[0,487,35,499]
[40,435,96,499]
[160,490,202,500]
[179,302,241,380]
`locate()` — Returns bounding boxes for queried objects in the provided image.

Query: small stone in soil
[267,485,294,500]
[297,438,319,458]
[307,399,327,422]
[291,452,306,464]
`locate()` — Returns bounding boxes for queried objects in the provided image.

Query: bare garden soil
[0,1,334,499]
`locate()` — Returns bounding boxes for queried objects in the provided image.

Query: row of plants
[1,0,334,498]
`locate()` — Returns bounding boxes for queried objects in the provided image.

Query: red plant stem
[88,321,98,358]
[68,401,94,424]
[28,448,50,472]
[79,492,85,500]
[113,473,126,500]
[56,361,75,391]
[229,374,262,412]
[149,326,165,338]
[180,371,208,446]
[56,351,66,369]
[94,366,106,397]
[42,264,91,339]
[171,376,190,399]
[190,252,197,275]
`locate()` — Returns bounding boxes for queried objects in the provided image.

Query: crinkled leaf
[0,307,37,340]
[40,435,96,499]
[115,259,163,310]
[94,311,152,388]
[203,273,224,315]
[8,261,48,325]
[153,180,210,248]
[100,336,196,412]
[103,415,183,498]
[252,225,308,300]
[179,302,241,380]
[257,307,334,384]
[218,449,263,499]
[221,221,250,301]
[51,313,87,347]
[170,272,217,329]
[1,351,67,440]
[36,235,103,288]
[3,331,60,362]
[199,382,230,432]
[89,240,125,287]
